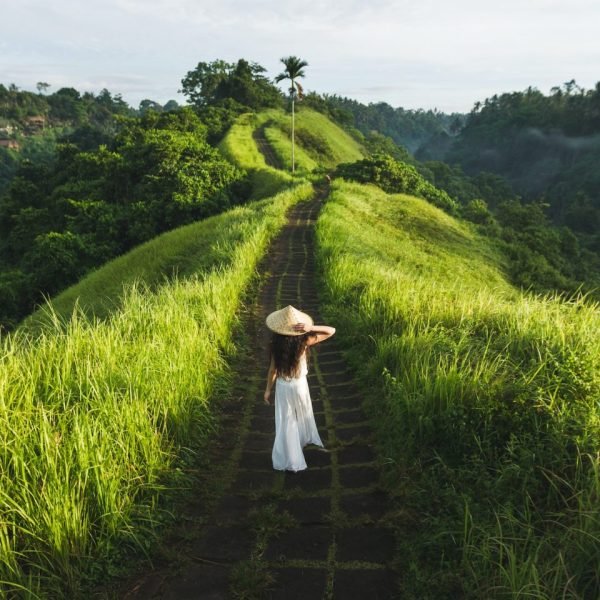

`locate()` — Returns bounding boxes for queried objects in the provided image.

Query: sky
[1,0,599,113]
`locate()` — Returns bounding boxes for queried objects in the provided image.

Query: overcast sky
[1,0,599,113]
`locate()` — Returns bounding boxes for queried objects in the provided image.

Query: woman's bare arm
[292,322,336,346]
[263,357,277,405]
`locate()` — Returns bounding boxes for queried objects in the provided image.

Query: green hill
[1,103,360,596]
[1,181,313,597]
[27,104,361,327]
[2,100,598,599]
[219,107,364,181]
[317,179,599,598]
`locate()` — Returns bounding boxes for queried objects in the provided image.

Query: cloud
[2,0,600,111]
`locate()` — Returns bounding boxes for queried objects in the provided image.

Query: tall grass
[262,107,364,172]
[0,182,313,598]
[317,180,600,598]
[263,124,319,174]
[25,199,300,327]
[218,112,292,199]
[285,108,364,166]
[219,109,365,185]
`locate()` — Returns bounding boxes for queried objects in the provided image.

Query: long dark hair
[270,332,311,378]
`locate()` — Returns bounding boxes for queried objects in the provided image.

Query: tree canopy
[180,59,282,109]
[0,107,244,329]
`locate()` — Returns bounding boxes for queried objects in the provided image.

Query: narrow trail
[252,125,282,170]
[123,185,397,599]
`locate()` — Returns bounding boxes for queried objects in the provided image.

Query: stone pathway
[122,186,398,599]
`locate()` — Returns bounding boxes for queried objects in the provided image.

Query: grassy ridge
[220,109,364,182]
[218,112,293,199]
[0,182,313,598]
[262,108,364,173]
[263,123,319,173]
[316,180,600,598]
[26,201,286,326]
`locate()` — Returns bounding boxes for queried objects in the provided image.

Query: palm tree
[275,56,308,173]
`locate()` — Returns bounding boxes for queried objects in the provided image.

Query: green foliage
[180,59,282,110]
[312,93,464,153]
[420,160,518,208]
[0,84,141,193]
[0,107,244,328]
[196,101,245,144]
[564,192,600,234]
[0,147,20,194]
[363,130,413,163]
[462,198,494,225]
[0,182,313,597]
[445,81,600,235]
[316,180,600,598]
[494,199,598,294]
[0,84,135,126]
[0,270,31,331]
[336,153,459,214]
[23,231,91,291]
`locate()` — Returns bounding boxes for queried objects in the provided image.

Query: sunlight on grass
[221,108,364,182]
[317,179,600,598]
[218,112,292,199]
[0,182,313,597]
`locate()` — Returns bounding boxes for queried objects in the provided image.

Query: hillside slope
[316,179,600,598]
[219,107,364,181]
[1,181,313,597]
[25,196,292,327]
[2,104,362,597]
[29,106,362,327]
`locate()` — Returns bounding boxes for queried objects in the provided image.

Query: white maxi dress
[272,354,323,471]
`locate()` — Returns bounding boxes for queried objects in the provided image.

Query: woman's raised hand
[292,321,311,333]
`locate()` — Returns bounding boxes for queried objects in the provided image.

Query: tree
[180,59,280,110]
[36,82,50,95]
[275,56,308,173]
[163,99,180,112]
[180,60,233,107]
[139,99,163,115]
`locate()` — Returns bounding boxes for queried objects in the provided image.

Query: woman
[263,305,336,471]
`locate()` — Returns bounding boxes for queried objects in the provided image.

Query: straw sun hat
[266,305,313,336]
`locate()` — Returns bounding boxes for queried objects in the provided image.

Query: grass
[263,123,319,174]
[316,179,600,599]
[24,201,296,327]
[218,112,293,199]
[0,182,313,598]
[220,109,365,183]
[286,108,364,167]
[262,108,365,174]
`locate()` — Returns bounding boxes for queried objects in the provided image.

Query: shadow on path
[122,183,398,599]
[253,125,283,170]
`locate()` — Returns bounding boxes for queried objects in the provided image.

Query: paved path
[123,186,397,599]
